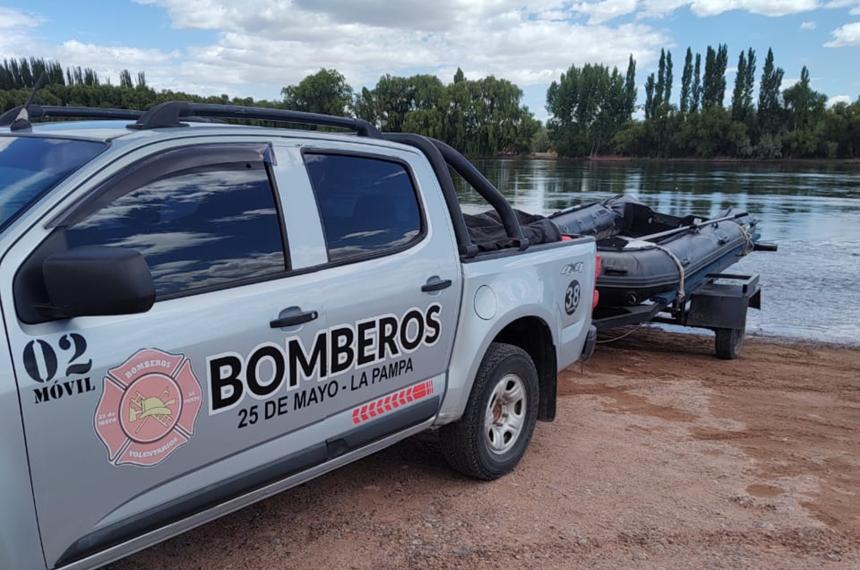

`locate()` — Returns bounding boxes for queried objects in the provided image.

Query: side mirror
[42,246,155,318]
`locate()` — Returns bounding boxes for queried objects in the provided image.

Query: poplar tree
[680,47,693,114]
[744,48,756,110]
[716,44,729,106]
[731,51,747,120]
[691,53,702,113]
[655,49,666,110]
[623,55,637,119]
[758,48,784,135]
[664,51,673,107]
[119,69,133,88]
[644,74,655,120]
[702,44,728,108]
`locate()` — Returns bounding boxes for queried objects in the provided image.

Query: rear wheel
[715,326,745,359]
[439,343,539,480]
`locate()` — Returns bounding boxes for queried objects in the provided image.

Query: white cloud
[825,21,860,46]
[641,0,819,17]
[56,40,179,84]
[573,0,639,24]
[781,77,800,89]
[824,0,860,12]
[0,7,41,56]
[124,0,667,95]
[826,94,853,106]
[7,0,843,105]
[800,20,817,28]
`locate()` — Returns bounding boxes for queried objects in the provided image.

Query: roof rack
[0,105,143,128]
[130,101,381,137]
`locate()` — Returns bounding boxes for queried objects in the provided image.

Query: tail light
[592,254,601,310]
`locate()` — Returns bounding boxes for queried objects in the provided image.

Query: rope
[596,322,647,344]
[650,243,687,302]
[622,239,687,304]
[727,218,755,255]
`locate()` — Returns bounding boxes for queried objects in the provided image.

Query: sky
[0,0,858,120]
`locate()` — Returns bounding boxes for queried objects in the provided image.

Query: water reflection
[456,158,860,344]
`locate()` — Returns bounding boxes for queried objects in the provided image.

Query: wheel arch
[492,316,558,421]
[437,304,559,426]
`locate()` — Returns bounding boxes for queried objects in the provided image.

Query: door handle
[270,309,318,328]
[421,277,452,293]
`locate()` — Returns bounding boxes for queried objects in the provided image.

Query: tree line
[548,46,860,158]
[0,58,537,155]
[283,68,539,155]
[1,54,858,158]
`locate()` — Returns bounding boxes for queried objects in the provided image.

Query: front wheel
[439,343,539,480]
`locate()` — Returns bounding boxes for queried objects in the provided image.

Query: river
[456,159,860,345]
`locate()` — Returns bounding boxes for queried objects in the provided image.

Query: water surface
[456,159,860,344]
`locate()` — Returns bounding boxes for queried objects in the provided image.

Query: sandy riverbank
[112,330,860,569]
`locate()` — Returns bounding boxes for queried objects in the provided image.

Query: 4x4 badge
[94,348,202,467]
[561,262,584,275]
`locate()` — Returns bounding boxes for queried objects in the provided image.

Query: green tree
[623,55,637,118]
[355,71,536,154]
[691,53,702,113]
[644,73,656,120]
[731,51,747,120]
[547,62,629,156]
[824,98,860,157]
[731,48,757,124]
[664,51,673,107]
[281,68,353,116]
[702,44,728,109]
[680,48,693,114]
[744,48,756,111]
[655,49,666,110]
[757,48,784,137]
[782,66,827,157]
[119,69,133,89]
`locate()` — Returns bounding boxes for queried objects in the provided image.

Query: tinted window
[0,136,106,230]
[305,154,422,262]
[64,163,285,296]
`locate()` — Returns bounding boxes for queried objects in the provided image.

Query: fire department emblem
[94,348,202,467]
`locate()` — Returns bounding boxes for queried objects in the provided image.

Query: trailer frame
[593,272,763,359]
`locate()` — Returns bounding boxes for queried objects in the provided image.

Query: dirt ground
[113,329,860,569]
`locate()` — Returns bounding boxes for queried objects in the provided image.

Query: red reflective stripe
[351,380,434,426]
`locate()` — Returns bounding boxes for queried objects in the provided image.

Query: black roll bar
[429,139,529,250]
[382,133,478,258]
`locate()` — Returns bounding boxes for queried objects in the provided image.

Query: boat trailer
[593,242,778,359]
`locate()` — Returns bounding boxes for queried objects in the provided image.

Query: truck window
[63,163,286,297]
[304,153,422,262]
[0,136,106,231]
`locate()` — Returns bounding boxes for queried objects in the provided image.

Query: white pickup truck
[0,102,597,569]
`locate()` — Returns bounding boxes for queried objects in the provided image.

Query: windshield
[0,136,107,230]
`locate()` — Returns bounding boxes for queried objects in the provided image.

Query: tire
[439,342,539,480]
[715,326,745,360]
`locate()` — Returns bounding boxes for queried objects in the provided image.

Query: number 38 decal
[22,334,92,383]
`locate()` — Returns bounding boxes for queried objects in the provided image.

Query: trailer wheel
[714,326,745,360]
[439,343,539,481]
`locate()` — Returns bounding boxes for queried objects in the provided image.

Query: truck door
[0,141,347,567]
[281,144,462,452]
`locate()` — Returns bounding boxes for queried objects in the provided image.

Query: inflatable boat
[550,196,759,307]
